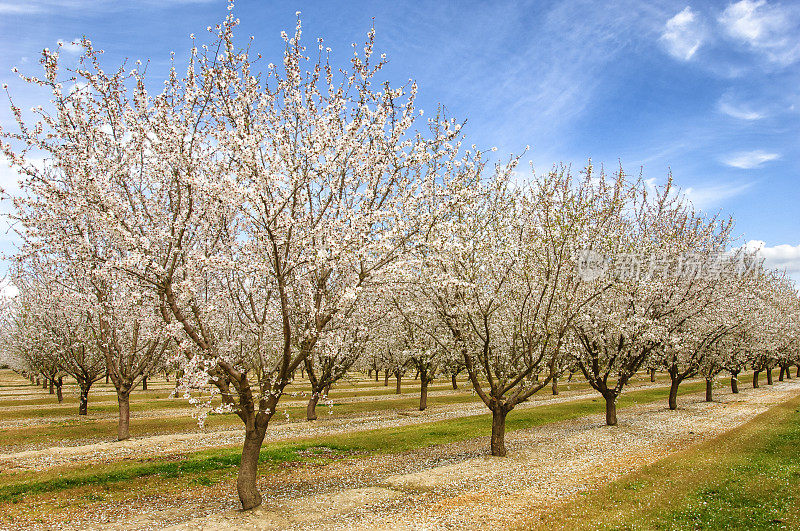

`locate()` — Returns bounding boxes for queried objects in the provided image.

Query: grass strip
[0,380,706,502]
[526,392,800,530]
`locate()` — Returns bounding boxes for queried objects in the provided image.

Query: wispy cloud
[717,96,764,120]
[0,3,44,14]
[661,7,706,61]
[681,180,753,210]
[722,149,780,168]
[718,0,800,65]
[0,0,215,16]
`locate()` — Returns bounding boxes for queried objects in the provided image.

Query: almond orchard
[0,6,798,530]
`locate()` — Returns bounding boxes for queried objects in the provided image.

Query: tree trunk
[419,377,428,411]
[797,365,800,378]
[605,394,617,426]
[237,426,267,510]
[117,392,131,441]
[395,374,401,394]
[552,376,559,395]
[40,378,46,389]
[306,393,319,421]
[766,368,773,385]
[668,377,680,410]
[56,377,63,403]
[105,372,109,384]
[650,368,656,382]
[705,379,713,402]
[731,372,739,394]
[374,370,378,382]
[384,370,389,387]
[48,378,54,394]
[779,366,785,381]
[451,373,458,390]
[490,407,508,457]
[142,376,148,390]
[753,370,760,388]
[79,385,89,415]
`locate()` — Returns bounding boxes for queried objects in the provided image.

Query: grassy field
[0,368,671,451]
[0,375,706,515]
[2,367,795,530]
[528,394,800,530]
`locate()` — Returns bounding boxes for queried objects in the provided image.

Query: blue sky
[0,0,798,282]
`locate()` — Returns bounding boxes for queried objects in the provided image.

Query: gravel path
[157,379,800,531]
[0,380,661,471]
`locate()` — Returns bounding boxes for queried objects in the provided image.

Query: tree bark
[306,393,319,421]
[237,426,267,510]
[142,376,148,390]
[374,370,378,382]
[766,368,773,385]
[650,368,656,382]
[105,372,109,384]
[705,379,713,402]
[56,377,63,403]
[753,370,760,388]
[490,407,508,457]
[419,376,428,411]
[117,392,131,441]
[395,374,401,394]
[668,377,680,410]
[779,366,785,381]
[41,378,47,389]
[79,385,90,415]
[552,376,559,395]
[451,373,458,390]
[731,372,739,394]
[605,394,617,426]
[384,370,389,387]
[48,378,54,394]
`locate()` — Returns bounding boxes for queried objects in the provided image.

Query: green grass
[0,379,707,502]
[526,393,800,530]
[0,444,347,504]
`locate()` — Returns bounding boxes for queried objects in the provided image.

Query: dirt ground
[90,379,800,530]
[0,379,662,472]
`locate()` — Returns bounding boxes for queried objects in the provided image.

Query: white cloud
[0,278,17,299]
[0,0,214,16]
[718,0,800,65]
[744,240,800,277]
[57,38,83,55]
[0,3,43,14]
[721,149,780,168]
[681,180,753,210]
[661,7,706,61]
[0,154,24,195]
[717,98,764,120]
